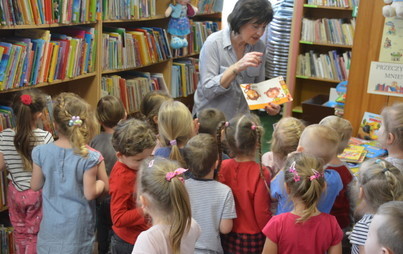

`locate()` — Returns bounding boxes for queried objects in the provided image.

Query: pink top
[262,212,343,254]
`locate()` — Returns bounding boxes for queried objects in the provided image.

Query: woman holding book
[192,0,281,120]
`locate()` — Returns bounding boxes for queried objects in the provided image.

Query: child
[109,119,156,253]
[183,134,237,253]
[90,95,126,254]
[155,100,197,166]
[365,201,403,254]
[262,152,343,254]
[349,158,403,254]
[319,116,355,228]
[0,89,54,254]
[218,114,271,254]
[262,117,305,177]
[271,124,343,214]
[197,108,225,135]
[379,103,403,171]
[132,157,201,253]
[31,92,107,253]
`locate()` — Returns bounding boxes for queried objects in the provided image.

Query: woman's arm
[83,165,105,200]
[261,238,278,254]
[31,163,45,191]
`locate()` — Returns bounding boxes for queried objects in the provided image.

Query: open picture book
[240,76,293,110]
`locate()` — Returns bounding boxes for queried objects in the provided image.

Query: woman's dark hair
[227,0,273,34]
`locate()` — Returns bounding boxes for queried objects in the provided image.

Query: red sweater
[219,159,271,234]
[327,164,353,229]
[109,161,149,244]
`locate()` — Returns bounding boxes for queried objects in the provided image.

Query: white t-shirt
[132,218,201,254]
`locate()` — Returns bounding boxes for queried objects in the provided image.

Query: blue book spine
[54,42,64,79]
[0,42,12,83]
[31,39,45,85]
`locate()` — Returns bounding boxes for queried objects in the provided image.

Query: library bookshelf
[285,1,357,118]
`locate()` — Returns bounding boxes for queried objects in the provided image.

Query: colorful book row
[0,105,14,131]
[171,58,199,98]
[0,170,7,211]
[102,0,155,20]
[0,0,98,25]
[101,71,168,113]
[297,50,351,81]
[301,18,355,46]
[0,27,96,91]
[306,0,359,8]
[102,26,171,71]
[0,225,14,254]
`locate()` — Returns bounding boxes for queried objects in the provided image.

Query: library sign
[367,61,403,97]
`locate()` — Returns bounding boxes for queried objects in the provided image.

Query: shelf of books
[285,0,359,118]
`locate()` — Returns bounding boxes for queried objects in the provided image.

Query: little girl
[350,158,403,254]
[262,117,305,177]
[379,103,403,171]
[31,92,108,253]
[155,100,197,167]
[0,89,54,254]
[218,114,271,253]
[132,157,201,253]
[262,152,343,254]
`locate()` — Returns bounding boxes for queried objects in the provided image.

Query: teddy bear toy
[383,0,403,18]
[165,0,198,49]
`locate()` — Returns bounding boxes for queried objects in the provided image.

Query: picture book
[357,112,382,140]
[338,144,367,163]
[240,76,293,110]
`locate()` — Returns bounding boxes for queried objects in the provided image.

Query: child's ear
[296,145,304,152]
[381,247,392,254]
[359,186,364,200]
[193,118,200,135]
[152,115,158,125]
[116,152,123,159]
[34,112,43,120]
[387,132,395,145]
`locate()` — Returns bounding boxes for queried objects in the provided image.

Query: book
[240,76,293,110]
[357,112,382,140]
[338,144,367,163]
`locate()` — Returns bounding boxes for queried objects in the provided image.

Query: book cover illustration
[338,144,367,163]
[240,76,293,110]
[357,112,382,140]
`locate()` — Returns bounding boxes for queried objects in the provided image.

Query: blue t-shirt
[271,169,343,214]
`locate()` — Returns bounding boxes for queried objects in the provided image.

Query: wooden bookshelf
[299,41,353,48]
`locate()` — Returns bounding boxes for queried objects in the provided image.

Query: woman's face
[239,21,267,45]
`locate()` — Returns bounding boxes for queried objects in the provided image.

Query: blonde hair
[375,201,403,254]
[319,116,352,154]
[358,158,403,212]
[138,157,192,254]
[271,117,305,159]
[381,103,403,151]
[158,101,194,166]
[96,95,126,128]
[53,93,98,157]
[284,152,325,223]
[298,124,339,164]
[140,91,172,134]
[112,119,156,156]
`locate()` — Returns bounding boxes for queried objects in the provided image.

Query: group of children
[0,88,402,254]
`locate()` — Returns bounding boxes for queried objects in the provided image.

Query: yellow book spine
[48,44,59,83]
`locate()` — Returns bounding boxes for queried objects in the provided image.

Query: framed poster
[367,61,403,97]
[379,18,403,63]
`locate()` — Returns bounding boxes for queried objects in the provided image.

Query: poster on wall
[379,17,403,63]
[367,61,403,97]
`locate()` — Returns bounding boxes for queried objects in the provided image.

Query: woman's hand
[234,51,263,73]
[265,103,281,115]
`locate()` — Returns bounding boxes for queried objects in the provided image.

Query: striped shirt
[0,128,53,191]
[350,214,373,254]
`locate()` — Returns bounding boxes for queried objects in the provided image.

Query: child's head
[12,89,47,171]
[112,119,156,170]
[358,158,403,213]
[365,201,403,254]
[53,92,98,157]
[158,100,194,166]
[319,115,353,155]
[298,124,339,164]
[138,157,191,254]
[284,152,326,222]
[140,91,172,134]
[96,95,126,129]
[271,117,305,159]
[183,134,218,178]
[198,108,226,135]
[380,103,403,151]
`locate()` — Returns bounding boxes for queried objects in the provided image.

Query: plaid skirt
[221,232,266,254]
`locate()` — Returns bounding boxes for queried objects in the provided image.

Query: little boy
[198,108,226,135]
[365,201,403,254]
[109,119,156,253]
[271,124,343,214]
[183,134,237,254]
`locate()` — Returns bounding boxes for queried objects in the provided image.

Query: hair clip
[170,139,177,146]
[165,168,188,183]
[288,161,300,182]
[225,121,230,127]
[68,116,83,127]
[20,94,32,105]
[251,124,257,130]
[309,169,323,181]
[148,160,154,168]
[375,159,389,173]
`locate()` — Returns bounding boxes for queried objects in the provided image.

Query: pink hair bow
[309,169,323,181]
[165,168,188,182]
[288,162,300,182]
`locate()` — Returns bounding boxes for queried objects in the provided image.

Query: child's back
[183,134,236,253]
